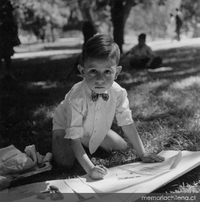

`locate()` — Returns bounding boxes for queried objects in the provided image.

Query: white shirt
[53,79,133,154]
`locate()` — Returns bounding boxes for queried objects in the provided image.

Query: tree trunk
[77,0,99,33]
[110,0,125,53]
[78,0,94,22]
[110,0,133,53]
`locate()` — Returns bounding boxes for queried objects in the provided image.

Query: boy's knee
[119,141,128,151]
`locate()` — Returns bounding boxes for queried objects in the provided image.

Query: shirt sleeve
[147,46,155,57]
[115,89,134,126]
[52,98,84,139]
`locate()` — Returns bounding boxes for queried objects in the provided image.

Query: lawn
[1,39,200,193]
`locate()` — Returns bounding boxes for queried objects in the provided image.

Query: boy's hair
[81,34,120,65]
[138,33,146,41]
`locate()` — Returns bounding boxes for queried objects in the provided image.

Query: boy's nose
[96,74,104,83]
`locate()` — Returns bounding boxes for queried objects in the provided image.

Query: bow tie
[91,92,109,102]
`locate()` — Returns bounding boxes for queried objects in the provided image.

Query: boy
[52,34,164,180]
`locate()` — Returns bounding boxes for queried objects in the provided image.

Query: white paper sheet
[64,178,101,201]
[78,151,182,193]
[3,150,200,202]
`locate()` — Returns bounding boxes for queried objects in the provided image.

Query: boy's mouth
[95,86,104,89]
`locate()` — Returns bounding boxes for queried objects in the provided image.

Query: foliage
[181,0,200,37]
[7,0,200,43]
[11,0,70,41]
[181,0,200,21]
[125,0,172,39]
[9,0,199,43]
[8,0,178,43]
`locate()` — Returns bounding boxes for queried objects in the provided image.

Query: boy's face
[78,58,122,93]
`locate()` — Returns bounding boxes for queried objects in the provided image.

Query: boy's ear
[78,65,85,77]
[115,66,122,80]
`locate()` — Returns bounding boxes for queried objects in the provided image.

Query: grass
[1,41,200,193]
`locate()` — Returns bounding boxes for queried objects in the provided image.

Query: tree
[69,0,136,53]
[125,0,172,40]
[181,0,200,37]
[9,0,175,46]
[95,0,168,53]
[62,0,136,52]
[110,0,138,53]
[11,0,70,42]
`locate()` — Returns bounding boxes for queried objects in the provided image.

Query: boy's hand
[140,153,165,163]
[90,165,108,180]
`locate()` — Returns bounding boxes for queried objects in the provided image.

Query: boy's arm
[121,123,164,162]
[71,138,107,179]
[71,138,94,173]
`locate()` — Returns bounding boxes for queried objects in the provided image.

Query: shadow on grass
[155,165,200,193]
[1,43,200,190]
[0,54,81,151]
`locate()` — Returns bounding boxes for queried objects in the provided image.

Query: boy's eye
[104,70,112,75]
[89,69,97,74]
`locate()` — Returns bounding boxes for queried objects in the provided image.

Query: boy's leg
[52,129,75,169]
[100,129,128,152]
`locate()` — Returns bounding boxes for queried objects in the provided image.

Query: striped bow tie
[91,92,109,102]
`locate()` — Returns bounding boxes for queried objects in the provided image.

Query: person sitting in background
[128,33,162,70]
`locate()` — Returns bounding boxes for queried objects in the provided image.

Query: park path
[12,37,200,60]
[13,37,82,59]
